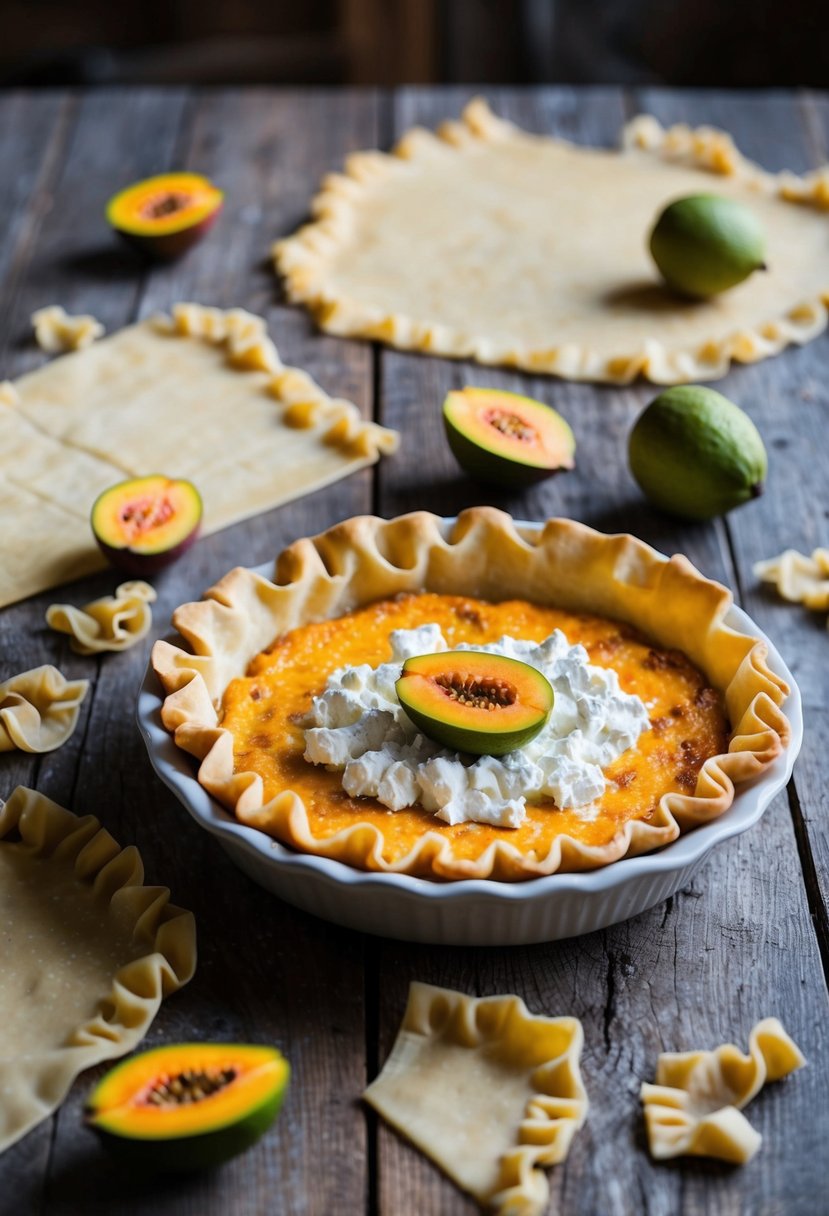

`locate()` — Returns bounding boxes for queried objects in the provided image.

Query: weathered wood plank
[2,85,828,1216]
[0,91,72,319]
[373,86,829,1216]
[639,70,829,1108]
[0,89,191,1216]
[0,90,381,1216]
[38,90,381,1216]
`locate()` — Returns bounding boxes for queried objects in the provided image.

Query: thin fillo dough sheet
[276,99,829,384]
[0,786,196,1155]
[0,303,398,608]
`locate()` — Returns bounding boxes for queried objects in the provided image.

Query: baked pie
[153,509,790,882]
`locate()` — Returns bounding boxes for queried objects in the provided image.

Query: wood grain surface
[0,86,826,1216]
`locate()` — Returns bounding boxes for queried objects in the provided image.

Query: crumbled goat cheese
[303,626,650,828]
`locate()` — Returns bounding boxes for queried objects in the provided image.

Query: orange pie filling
[220,593,729,866]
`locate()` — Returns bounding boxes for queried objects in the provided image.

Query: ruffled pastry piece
[0,665,89,753]
[364,983,588,1216]
[46,580,157,655]
[754,547,829,614]
[0,786,196,1153]
[32,305,104,353]
[150,301,398,454]
[159,302,282,373]
[641,1018,805,1164]
[276,98,829,384]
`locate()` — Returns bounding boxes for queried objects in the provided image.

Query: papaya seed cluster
[485,409,537,444]
[434,672,517,712]
[144,1066,238,1107]
[120,493,175,540]
[140,190,191,219]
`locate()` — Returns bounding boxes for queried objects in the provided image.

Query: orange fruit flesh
[399,651,552,735]
[88,1045,286,1139]
[92,476,201,554]
[107,173,223,236]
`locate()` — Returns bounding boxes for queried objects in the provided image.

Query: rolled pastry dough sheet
[0,312,396,608]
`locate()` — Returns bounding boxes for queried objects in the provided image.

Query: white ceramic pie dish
[137,529,802,946]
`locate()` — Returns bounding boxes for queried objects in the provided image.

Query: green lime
[628,385,767,520]
[649,194,766,298]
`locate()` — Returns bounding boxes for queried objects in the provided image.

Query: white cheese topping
[302,626,650,829]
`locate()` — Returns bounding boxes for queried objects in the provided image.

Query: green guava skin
[649,195,766,298]
[628,386,768,521]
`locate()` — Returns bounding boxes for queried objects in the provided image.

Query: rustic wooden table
[1,85,828,1216]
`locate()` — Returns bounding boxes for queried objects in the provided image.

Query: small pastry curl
[32,305,105,353]
[754,547,829,613]
[46,580,157,655]
[641,1017,805,1164]
[0,665,89,753]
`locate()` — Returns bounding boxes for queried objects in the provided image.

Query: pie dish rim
[138,517,801,937]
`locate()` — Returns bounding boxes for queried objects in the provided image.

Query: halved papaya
[396,651,554,756]
[86,1043,289,1171]
[106,172,223,259]
[443,388,575,488]
[91,475,202,575]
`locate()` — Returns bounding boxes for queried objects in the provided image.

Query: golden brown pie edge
[151,507,790,882]
[273,98,829,385]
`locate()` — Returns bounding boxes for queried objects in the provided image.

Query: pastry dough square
[276,98,829,384]
[0,786,196,1154]
[0,303,398,609]
[364,982,587,1215]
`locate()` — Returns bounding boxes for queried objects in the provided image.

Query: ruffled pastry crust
[754,547,829,614]
[0,302,398,612]
[641,1018,805,1164]
[46,580,157,654]
[0,665,89,753]
[153,303,398,459]
[275,98,829,385]
[364,982,587,1215]
[0,786,196,1153]
[152,508,791,882]
[32,305,104,353]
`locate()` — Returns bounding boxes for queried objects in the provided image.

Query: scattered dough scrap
[276,98,829,385]
[754,547,829,614]
[0,665,89,753]
[32,305,105,353]
[46,580,156,654]
[0,786,196,1154]
[364,982,588,1215]
[641,1017,805,1164]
